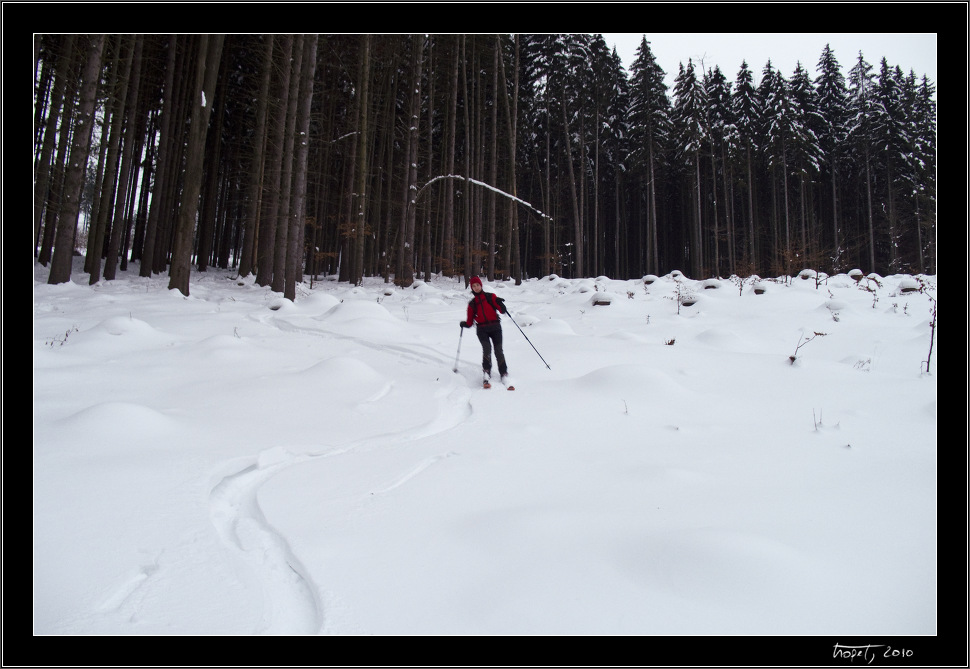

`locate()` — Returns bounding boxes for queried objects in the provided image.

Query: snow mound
[571,279,597,294]
[694,327,748,350]
[408,280,441,296]
[92,315,164,338]
[296,292,342,313]
[530,318,575,335]
[570,364,690,398]
[79,316,174,350]
[314,299,407,337]
[897,276,920,293]
[316,300,395,323]
[57,401,176,436]
[192,334,256,362]
[267,297,296,312]
[822,299,849,312]
[296,356,391,402]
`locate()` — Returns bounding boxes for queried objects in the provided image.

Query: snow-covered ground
[33,259,937,638]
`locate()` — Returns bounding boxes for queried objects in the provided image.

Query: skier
[460,276,512,389]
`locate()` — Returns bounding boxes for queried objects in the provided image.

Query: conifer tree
[758,61,797,273]
[730,60,760,271]
[814,44,849,270]
[910,74,937,273]
[627,37,669,274]
[787,61,823,263]
[595,42,630,277]
[872,58,908,272]
[703,65,733,275]
[846,51,877,272]
[671,59,708,277]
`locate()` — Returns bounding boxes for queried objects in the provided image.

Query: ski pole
[452,325,464,373]
[503,308,551,370]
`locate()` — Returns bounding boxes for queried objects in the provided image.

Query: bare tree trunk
[747,143,757,270]
[49,34,104,285]
[864,149,875,271]
[396,35,422,287]
[913,191,923,274]
[422,40,435,282]
[86,36,123,280]
[461,36,473,283]
[470,42,483,276]
[352,35,371,286]
[497,34,520,283]
[831,157,841,270]
[885,157,897,272]
[256,35,293,287]
[648,136,659,273]
[781,145,791,275]
[709,137,719,277]
[443,37,459,277]
[722,143,734,275]
[141,35,178,278]
[34,36,70,256]
[272,34,304,293]
[168,34,224,296]
[592,109,602,276]
[127,109,156,268]
[509,35,522,283]
[119,109,149,273]
[561,96,582,277]
[337,98,357,283]
[694,152,703,277]
[84,102,111,277]
[543,101,551,277]
[238,35,274,279]
[285,34,318,300]
[39,72,76,268]
[380,82,396,283]
[104,35,144,280]
[197,49,230,273]
[486,39,498,280]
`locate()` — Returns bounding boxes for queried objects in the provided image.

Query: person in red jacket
[460,276,509,386]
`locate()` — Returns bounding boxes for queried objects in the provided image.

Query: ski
[481,373,514,390]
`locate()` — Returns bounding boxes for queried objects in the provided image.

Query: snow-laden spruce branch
[409,174,553,222]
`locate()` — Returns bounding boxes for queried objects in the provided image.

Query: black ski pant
[476,322,507,377]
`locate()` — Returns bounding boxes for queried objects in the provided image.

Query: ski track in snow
[261,311,453,369]
[207,310,473,634]
[209,451,323,635]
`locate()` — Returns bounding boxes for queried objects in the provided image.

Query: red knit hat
[470,276,482,287]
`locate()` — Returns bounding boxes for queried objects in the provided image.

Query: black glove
[496,297,507,314]
[460,321,470,328]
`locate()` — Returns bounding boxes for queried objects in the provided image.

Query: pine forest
[33,34,937,298]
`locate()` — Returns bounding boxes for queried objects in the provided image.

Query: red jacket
[465,292,504,327]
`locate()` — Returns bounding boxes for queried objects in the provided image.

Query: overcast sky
[599,33,937,89]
